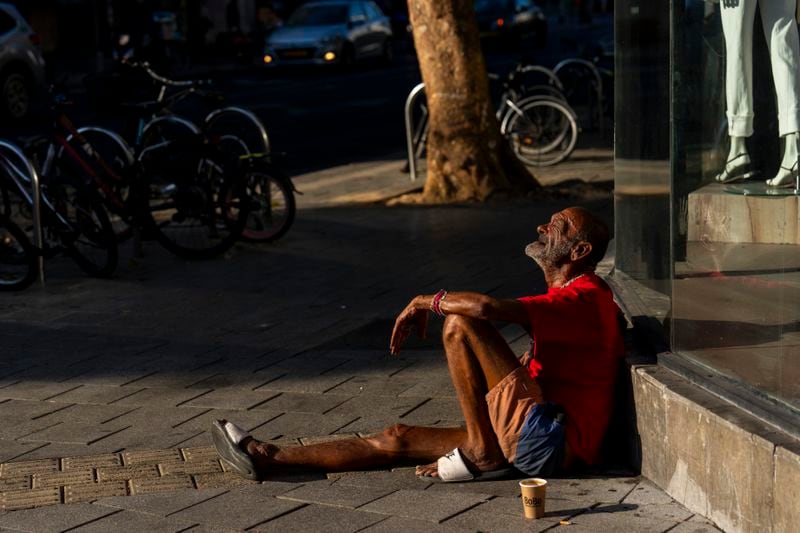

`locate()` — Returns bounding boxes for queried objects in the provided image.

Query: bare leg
[243,425,465,473]
[415,314,532,476]
[240,315,525,476]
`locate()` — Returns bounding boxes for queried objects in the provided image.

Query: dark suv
[474,0,548,48]
[0,3,46,120]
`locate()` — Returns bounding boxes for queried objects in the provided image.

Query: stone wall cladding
[633,365,799,533]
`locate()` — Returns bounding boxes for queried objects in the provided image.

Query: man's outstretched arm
[390,291,527,355]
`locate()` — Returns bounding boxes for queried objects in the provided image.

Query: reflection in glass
[672,1,800,412]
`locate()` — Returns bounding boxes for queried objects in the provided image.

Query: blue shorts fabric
[513,402,566,476]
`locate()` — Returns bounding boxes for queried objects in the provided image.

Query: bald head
[563,207,610,269]
[526,207,610,272]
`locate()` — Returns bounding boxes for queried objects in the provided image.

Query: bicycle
[91,60,296,243]
[35,92,250,261]
[409,64,579,168]
[0,137,118,280]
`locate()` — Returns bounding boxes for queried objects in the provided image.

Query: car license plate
[284,49,310,58]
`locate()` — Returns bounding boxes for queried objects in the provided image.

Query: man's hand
[390,297,428,355]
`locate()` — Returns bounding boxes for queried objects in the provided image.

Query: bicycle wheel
[50,183,118,278]
[143,140,249,259]
[502,97,579,167]
[57,127,135,239]
[0,217,36,291]
[241,168,295,243]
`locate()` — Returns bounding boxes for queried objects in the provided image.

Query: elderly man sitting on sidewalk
[212,206,625,482]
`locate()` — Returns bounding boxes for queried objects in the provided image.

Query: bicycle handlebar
[122,60,212,88]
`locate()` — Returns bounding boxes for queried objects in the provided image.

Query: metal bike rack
[204,106,271,155]
[553,59,605,134]
[516,65,565,92]
[404,82,426,182]
[0,140,45,286]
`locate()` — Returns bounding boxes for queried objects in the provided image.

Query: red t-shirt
[517,273,624,465]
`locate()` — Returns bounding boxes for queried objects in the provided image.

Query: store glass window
[670,0,800,413]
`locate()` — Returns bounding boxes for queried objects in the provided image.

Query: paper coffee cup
[519,478,547,519]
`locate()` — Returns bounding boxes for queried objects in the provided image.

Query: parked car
[474,0,548,48]
[0,3,46,120]
[262,1,392,67]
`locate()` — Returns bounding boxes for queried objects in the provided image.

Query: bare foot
[243,437,279,471]
[415,461,439,477]
[415,449,508,478]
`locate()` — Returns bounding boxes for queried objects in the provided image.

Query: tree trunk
[408,0,540,203]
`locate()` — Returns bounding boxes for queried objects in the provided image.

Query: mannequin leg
[715,136,757,183]
[715,0,758,182]
[758,0,800,187]
[720,0,757,138]
[767,132,800,186]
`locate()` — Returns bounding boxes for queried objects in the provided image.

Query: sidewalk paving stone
[0,487,61,511]
[623,479,680,505]
[251,392,353,414]
[42,385,143,406]
[357,488,491,523]
[130,475,195,495]
[326,395,429,419]
[34,403,137,425]
[254,369,354,394]
[18,423,130,446]
[64,480,128,504]
[0,441,46,464]
[64,508,197,532]
[0,477,30,492]
[32,469,93,489]
[172,409,282,435]
[96,464,159,482]
[159,460,223,477]
[671,517,725,532]
[90,487,228,517]
[328,469,434,491]
[1,459,59,477]
[108,387,214,408]
[325,376,419,397]
[277,481,394,509]
[192,472,259,490]
[248,412,359,440]
[558,502,684,532]
[442,505,556,532]
[0,502,118,531]
[400,398,464,426]
[62,454,122,471]
[0,382,82,402]
[167,486,304,530]
[181,388,281,411]
[251,503,385,532]
[122,449,183,466]
[360,515,462,532]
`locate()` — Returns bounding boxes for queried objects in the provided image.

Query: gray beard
[525,240,572,267]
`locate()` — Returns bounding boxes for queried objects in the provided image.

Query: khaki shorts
[486,366,544,463]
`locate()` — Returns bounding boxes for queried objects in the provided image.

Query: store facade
[614,1,799,531]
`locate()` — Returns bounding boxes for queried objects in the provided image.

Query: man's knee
[442,314,486,344]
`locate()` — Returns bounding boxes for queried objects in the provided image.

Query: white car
[263,1,392,67]
[0,2,46,120]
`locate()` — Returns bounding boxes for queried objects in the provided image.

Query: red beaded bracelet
[431,289,448,317]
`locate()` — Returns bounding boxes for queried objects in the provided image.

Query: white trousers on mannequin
[721,0,800,137]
